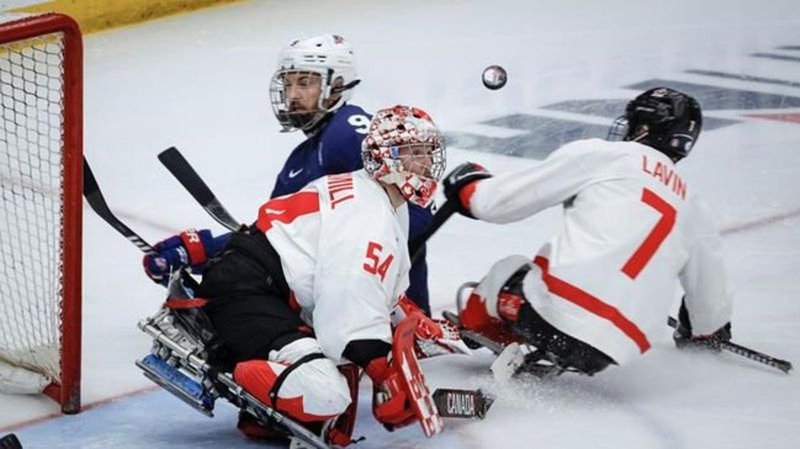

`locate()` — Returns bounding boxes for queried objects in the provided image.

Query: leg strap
[267,352,326,404]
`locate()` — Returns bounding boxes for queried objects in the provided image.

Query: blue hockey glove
[142,228,216,285]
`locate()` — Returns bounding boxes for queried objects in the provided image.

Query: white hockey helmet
[269,34,360,133]
[362,105,446,208]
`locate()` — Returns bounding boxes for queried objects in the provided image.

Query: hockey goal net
[0,13,82,413]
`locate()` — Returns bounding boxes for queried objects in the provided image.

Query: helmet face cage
[611,87,702,160]
[269,34,358,133]
[269,69,329,132]
[606,115,629,142]
[395,142,446,181]
[362,105,446,208]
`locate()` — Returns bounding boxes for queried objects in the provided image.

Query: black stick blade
[432,388,494,419]
[0,433,23,449]
[158,147,242,231]
[158,147,215,206]
[667,316,793,374]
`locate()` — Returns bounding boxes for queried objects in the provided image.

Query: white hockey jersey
[255,170,411,363]
[465,138,733,364]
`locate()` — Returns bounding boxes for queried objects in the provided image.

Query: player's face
[282,72,322,112]
[398,143,435,179]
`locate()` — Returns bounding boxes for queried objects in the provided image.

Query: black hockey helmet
[608,87,702,161]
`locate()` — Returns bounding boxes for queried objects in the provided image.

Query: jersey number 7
[621,188,676,280]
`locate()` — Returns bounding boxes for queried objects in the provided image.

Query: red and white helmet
[269,34,360,133]
[362,105,446,208]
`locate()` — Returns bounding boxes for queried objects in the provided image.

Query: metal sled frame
[136,273,332,449]
[447,281,580,379]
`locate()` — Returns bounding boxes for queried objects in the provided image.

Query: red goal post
[0,12,83,414]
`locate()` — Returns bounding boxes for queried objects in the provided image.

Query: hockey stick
[432,388,493,419]
[158,144,458,262]
[667,316,793,374]
[393,315,493,429]
[158,147,242,232]
[83,157,200,289]
[83,157,157,256]
[410,199,458,263]
[86,158,336,447]
[0,434,22,449]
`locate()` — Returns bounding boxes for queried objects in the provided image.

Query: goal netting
[0,12,83,414]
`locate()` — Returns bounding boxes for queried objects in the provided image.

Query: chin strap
[331,79,361,94]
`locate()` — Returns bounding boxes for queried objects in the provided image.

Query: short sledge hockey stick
[158,147,242,232]
[158,146,458,263]
[155,151,491,406]
[87,159,326,448]
[667,316,792,374]
[83,157,157,255]
[83,157,200,288]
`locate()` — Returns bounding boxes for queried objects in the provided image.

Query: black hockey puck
[482,65,507,90]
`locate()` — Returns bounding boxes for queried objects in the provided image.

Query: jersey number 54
[363,241,394,282]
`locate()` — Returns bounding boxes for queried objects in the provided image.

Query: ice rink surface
[2,0,800,447]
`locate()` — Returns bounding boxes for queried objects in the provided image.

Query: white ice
[1,1,800,448]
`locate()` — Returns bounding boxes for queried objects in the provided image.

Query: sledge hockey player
[143,34,435,315]
[443,87,733,376]
[192,105,448,444]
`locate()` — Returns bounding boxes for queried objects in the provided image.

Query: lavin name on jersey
[641,154,687,200]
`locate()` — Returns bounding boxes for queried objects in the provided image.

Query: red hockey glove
[365,356,417,431]
[142,228,213,285]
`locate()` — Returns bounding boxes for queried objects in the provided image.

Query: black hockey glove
[673,300,731,351]
[442,162,492,218]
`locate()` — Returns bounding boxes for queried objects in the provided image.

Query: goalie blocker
[138,286,491,448]
[387,314,444,436]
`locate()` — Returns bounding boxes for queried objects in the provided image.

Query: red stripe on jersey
[458,181,480,215]
[179,229,208,265]
[533,256,651,353]
[256,191,320,232]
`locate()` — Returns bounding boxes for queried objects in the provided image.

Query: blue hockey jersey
[271,104,372,198]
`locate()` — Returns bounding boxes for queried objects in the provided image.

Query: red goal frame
[0,12,83,414]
